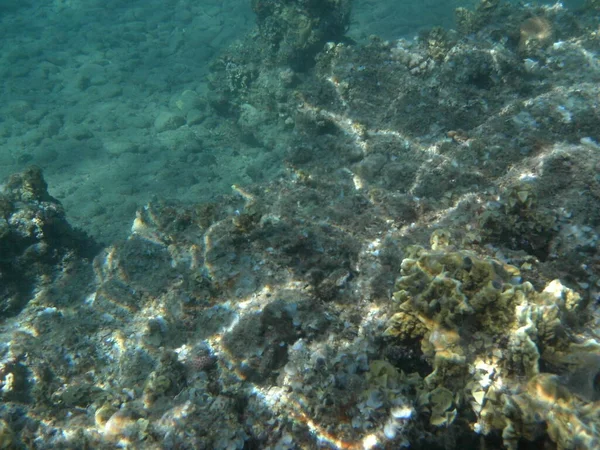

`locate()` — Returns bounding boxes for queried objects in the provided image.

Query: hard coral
[384,233,600,448]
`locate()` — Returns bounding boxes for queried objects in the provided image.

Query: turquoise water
[0,0,487,243]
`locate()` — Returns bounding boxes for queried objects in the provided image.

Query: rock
[186,108,207,125]
[173,90,204,114]
[154,111,185,132]
[103,139,139,155]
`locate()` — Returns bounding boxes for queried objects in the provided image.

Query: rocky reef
[0,166,98,317]
[0,0,600,449]
[251,0,352,70]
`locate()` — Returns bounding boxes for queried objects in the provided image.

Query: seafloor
[1,0,600,449]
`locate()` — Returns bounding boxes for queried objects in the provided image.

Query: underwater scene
[0,0,599,448]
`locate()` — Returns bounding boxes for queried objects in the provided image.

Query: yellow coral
[385,234,599,447]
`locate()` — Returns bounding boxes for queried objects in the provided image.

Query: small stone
[186,109,206,125]
[383,421,397,439]
[104,409,145,440]
[391,406,413,420]
[104,140,139,155]
[472,390,485,405]
[154,111,185,132]
[174,90,203,113]
[95,404,117,428]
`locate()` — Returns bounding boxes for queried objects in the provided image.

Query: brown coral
[384,234,599,448]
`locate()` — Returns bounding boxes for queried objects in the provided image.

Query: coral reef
[1,0,600,449]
